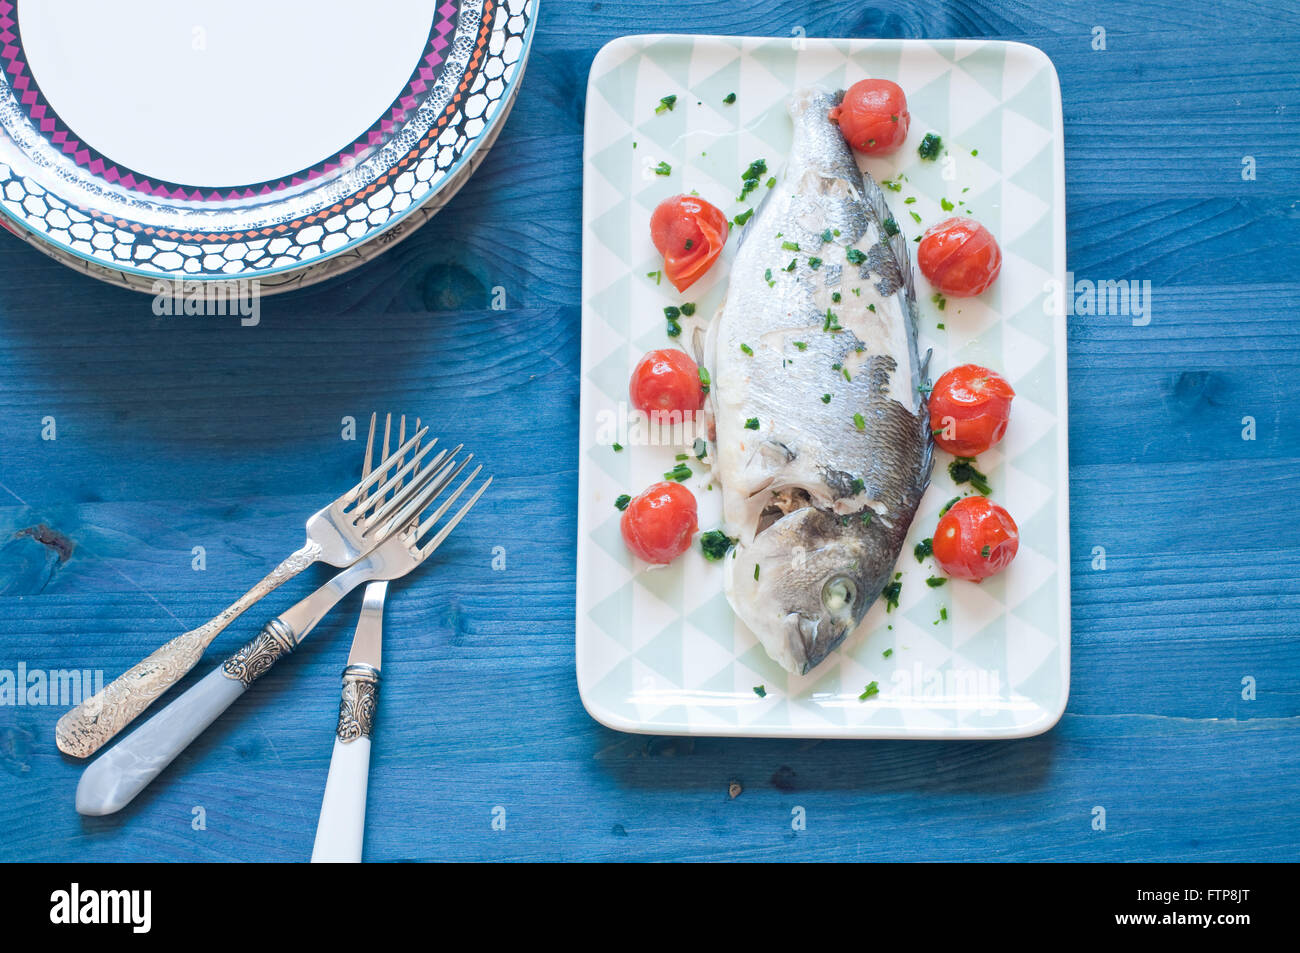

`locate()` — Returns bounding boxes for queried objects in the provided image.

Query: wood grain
[0,0,1297,861]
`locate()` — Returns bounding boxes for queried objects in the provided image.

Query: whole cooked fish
[706,87,932,675]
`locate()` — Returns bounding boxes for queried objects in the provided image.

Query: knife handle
[311,664,379,863]
[74,620,296,817]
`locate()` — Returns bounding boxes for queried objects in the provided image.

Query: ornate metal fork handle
[54,541,322,758]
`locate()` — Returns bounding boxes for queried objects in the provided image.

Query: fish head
[729,503,883,675]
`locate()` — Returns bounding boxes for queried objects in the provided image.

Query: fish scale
[707,86,933,675]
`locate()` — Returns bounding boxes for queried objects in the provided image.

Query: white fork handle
[311,736,371,863]
[76,665,247,816]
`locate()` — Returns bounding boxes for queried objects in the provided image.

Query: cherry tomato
[650,194,730,292]
[630,349,705,416]
[917,217,1002,297]
[828,79,910,156]
[928,364,1015,457]
[621,481,699,564]
[933,497,1019,582]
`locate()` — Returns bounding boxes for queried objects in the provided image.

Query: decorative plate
[576,35,1070,739]
[0,0,535,293]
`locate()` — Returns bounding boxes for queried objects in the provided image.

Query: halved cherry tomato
[933,497,1019,582]
[917,217,1002,297]
[929,364,1015,457]
[828,79,910,156]
[621,481,698,564]
[650,194,729,293]
[630,349,705,416]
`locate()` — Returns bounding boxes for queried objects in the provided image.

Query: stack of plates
[0,0,536,295]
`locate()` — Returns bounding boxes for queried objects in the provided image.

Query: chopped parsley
[680,302,696,316]
[904,196,917,204]
[784,258,797,272]
[753,684,766,697]
[925,576,947,588]
[845,247,867,265]
[981,544,992,558]
[793,341,808,351]
[740,342,754,356]
[764,268,774,287]
[655,95,677,114]
[914,537,933,562]
[646,270,662,285]
[808,256,823,270]
[766,176,776,188]
[821,393,832,403]
[612,442,623,453]
[881,579,901,612]
[882,217,900,237]
[823,309,842,332]
[744,417,759,430]
[909,210,922,224]
[883,648,894,658]
[614,494,631,511]
[852,412,866,431]
[832,291,842,303]
[653,160,672,176]
[918,132,943,160]
[949,457,992,495]
[664,462,692,482]
[698,365,711,394]
[938,496,961,517]
[781,240,800,251]
[859,681,880,700]
[932,293,947,311]
[738,158,768,201]
[700,530,737,561]
[723,92,737,105]
[821,228,834,243]
[733,208,754,226]
[940,197,954,212]
[939,607,948,622]
[850,476,865,494]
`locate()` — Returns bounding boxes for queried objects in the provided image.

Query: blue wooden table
[1,0,1297,862]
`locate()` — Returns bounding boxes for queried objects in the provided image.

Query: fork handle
[55,542,321,759]
[75,619,297,817]
[311,664,380,863]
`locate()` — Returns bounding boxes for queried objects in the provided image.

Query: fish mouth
[784,611,851,675]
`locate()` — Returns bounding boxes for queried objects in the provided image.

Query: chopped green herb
[821,228,834,243]
[655,95,677,114]
[938,496,960,517]
[684,239,693,250]
[754,563,760,581]
[765,176,776,188]
[949,457,992,495]
[744,417,759,430]
[733,208,754,227]
[882,217,900,237]
[793,341,808,351]
[738,158,768,200]
[883,648,894,658]
[753,684,766,697]
[664,462,692,482]
[918,132,943,161]
[936,323,945,330]
[781,241,800,251]
[939,607,948,622]
[904,196,917,204]
[970,149,978,157]
[940,197,954,212]
[831,292,842,303]
[675,452,688,461]
[808,256,823,270]
[723,92,737,105]
[932,293,947,311]
[845,247,867,265]
[653,161,672,176]
[881,580,901,612]
[853,412,866,431]
[821,393,832,403]
[764,268,774,287]
[663,305,680,319]
[700,529,737,561]
[680,302,696,316]
[740,342,753,356]
[647,270,662,285]
[981,544,992,558]
[925,576,947,588]
[909,210,922,224]
[914,538,933,562]
[612,443,623,453]
[614,494,631,511]
[698,365,711,394]
[859,681,880,701]
[784,258,797,272]
[881,177,902,192]
[693,437,708,460]
[850,477,865,494]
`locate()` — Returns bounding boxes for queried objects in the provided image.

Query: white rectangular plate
[577,34,1069,739]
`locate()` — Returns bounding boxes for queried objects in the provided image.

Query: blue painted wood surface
[1,0,1298,862]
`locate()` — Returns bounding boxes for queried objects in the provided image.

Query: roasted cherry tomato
[630,349,705,416]
[917,217,1002,297]
[828,79,910,155]
[933,497,1019,582]
[650,194,730,293]
[929,364,1015,457]
[621,481,699,564]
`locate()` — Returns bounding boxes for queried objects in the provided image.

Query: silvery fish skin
[707,87,932,675]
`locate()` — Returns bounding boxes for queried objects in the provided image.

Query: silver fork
[55,418,438,759]
[74,453,492,817]
[310,413,409,863]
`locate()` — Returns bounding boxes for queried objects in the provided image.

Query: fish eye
[821,575,857,614]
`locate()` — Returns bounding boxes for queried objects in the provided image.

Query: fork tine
[349,424,429,502]
[358,413,379,503]
[420,472,491,559]
[367,451,470,542]
[414,461,480,540]
[355,438,442,519]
